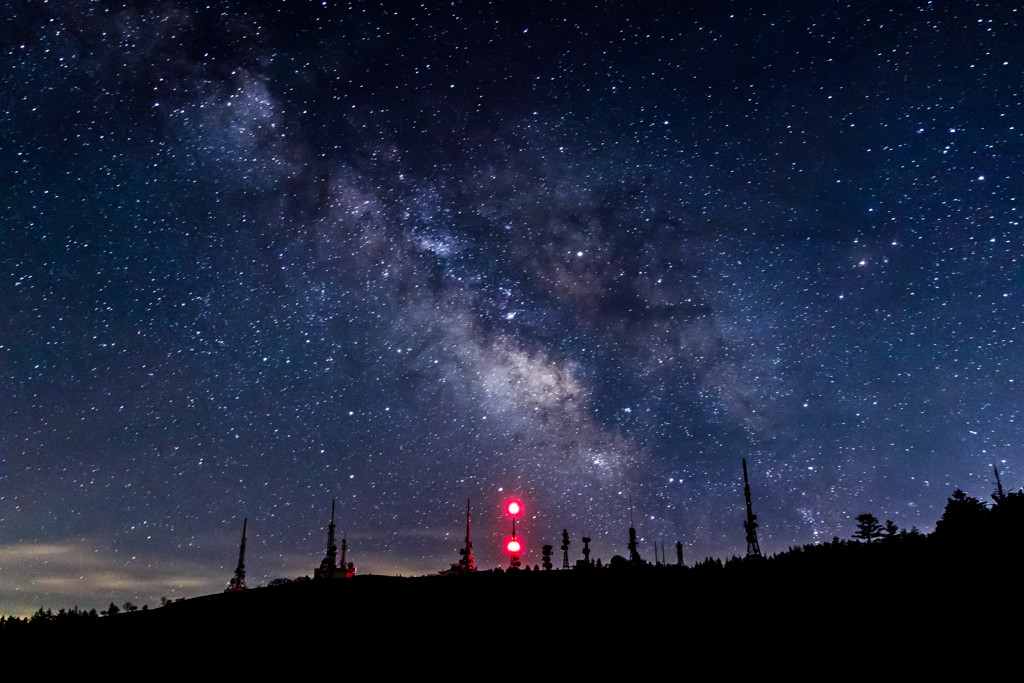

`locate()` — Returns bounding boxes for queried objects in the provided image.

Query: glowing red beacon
[504,498,524,569]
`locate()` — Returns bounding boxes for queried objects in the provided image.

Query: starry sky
[2,1,1021,615]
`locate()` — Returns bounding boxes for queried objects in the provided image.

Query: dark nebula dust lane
[1,2,1020,614]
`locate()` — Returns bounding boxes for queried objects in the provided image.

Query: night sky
[2,1,1021,615]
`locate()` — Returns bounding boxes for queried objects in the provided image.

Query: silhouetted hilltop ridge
[5,483,1021,664]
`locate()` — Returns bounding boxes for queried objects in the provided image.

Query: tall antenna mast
[459,499,476,572]
[314,500,346,580]
[318,499,339,578]
[742,459,762,558]
[328,500,338,566]
[627,495,642,563]
[226,518,247,591]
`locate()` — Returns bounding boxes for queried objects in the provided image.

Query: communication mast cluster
[225,460,766,586]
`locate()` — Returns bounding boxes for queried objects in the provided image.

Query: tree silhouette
[853,513,884,543]
[990,486,1024,543]
[935,489,988,539]
[992,464,1006,504]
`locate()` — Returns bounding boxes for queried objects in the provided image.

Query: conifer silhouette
[852,513,884,543]
[935,489,988,539]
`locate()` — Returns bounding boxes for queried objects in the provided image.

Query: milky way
[1,2,1021,614]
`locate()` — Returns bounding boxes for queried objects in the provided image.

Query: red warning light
[503,498,524,568]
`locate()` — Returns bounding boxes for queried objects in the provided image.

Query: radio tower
[226,518,247,591]
[742,459,762,558]
[627,496,642,564]
[317,500,339,579]
[340,531,355,577]
[458,499,476,572]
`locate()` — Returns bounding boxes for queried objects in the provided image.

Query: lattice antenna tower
[459,499,476,572]
[627,495,642,563]
[226,518,248,591]
[319,499,339,578]
[742,459,762,558]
